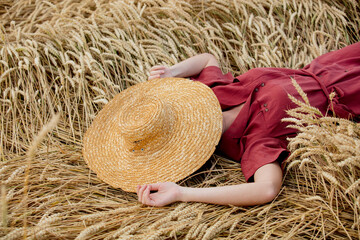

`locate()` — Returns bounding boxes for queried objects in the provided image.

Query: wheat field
[1,0,359,239]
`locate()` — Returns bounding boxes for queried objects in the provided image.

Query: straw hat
[82,77,222,192]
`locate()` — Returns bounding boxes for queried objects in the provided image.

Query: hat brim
[82,78,222,192]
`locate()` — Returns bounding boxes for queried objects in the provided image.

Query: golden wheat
[1,0,360,239]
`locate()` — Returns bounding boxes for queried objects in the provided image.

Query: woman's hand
[136,182,182,207]
[137,162,282,207]
[148,66,173,80]
[148,53,219,80]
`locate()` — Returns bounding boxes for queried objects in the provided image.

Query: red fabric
[190,42,360,181]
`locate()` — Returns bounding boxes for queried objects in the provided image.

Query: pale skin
[137,53,283,207]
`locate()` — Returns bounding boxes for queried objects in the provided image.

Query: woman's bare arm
[148,53,219,80]
[137,162,283,207]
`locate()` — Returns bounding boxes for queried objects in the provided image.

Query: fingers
[149,70,165,76]
[150,65,166,71]
[137,184,151,205]
[136,184,150,204]
[137,185,146,203]
[148,70,165,81]
[143,185,151,204]
[137,184,162,206]
[148,65,167,80]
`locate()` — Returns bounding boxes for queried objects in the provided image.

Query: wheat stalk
[1,0,359,239]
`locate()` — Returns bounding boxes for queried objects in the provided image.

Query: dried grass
[1,0,359,239]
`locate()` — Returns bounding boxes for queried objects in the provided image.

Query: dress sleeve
[190,66,234,87]
[240,137,289,182]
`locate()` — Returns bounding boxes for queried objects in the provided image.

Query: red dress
[191,42,360,181]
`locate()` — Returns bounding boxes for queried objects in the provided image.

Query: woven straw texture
[83,78,222,192]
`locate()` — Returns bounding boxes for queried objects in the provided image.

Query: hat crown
[83,78,222,192]
[118,95,171,150]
